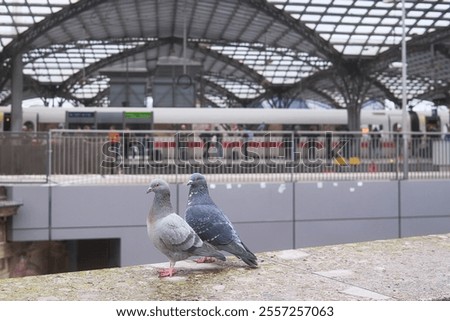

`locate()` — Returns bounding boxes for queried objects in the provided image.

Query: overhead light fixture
[389,61,404,69]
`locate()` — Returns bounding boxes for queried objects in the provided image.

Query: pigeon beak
[146,187,153,194]
[187,179,193,186]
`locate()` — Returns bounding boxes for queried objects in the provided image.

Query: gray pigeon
[185,173,258,268]
[146,178,225,277]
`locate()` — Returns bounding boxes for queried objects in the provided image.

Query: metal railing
[0,132,49,183]
[1,130,450,184]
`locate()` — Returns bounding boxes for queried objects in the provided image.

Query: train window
[124,123,152,130]
[426,116,440,132]
[123,111,153,130]
[23,121,34,131]
[68,123,96,130]
[98,122,122,130]
[393,123,401,132]
[97,111,123,129]
[38,123,60,131]
[66,111,96,129]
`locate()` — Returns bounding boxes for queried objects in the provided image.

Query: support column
[11,53,23,132]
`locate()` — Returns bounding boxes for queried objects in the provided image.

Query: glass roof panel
[1,0,450,107]
[0,0,80,49]
[274,0,450,56]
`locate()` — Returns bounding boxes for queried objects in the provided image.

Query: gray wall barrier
[7,180,450,266]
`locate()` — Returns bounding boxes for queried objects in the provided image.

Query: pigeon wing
[157,213,203,253]
[186,201,258,268]
[157,213,226,261]
[186,204,237,245]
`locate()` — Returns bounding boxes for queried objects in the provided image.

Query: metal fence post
[47,131,52,183]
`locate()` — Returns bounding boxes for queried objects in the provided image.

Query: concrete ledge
[0,234,449,301]
[0,200,22,218]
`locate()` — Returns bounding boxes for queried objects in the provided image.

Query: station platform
[0,234,448,301]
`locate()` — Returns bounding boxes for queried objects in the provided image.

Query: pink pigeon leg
[158,267,175,277]
[194,256,217,263]
[158,261,176,277]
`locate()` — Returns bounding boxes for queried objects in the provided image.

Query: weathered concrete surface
[0,234,449,301]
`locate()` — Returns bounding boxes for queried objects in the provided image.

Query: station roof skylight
[1,0,450,108]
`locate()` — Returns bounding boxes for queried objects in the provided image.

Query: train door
[1,112,11,131]
[409,111,422,133]
[0,111,37,131]
[122,112,153,162]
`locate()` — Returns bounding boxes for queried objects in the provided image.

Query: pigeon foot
[158,268,175,277]
[194,256,216,263]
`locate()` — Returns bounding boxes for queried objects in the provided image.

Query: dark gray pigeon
[146,178,225,277]
[185,173,258,268]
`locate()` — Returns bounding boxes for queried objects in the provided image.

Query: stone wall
[7,241,68,278]
[0,219,10,278]
[0,186,16,278]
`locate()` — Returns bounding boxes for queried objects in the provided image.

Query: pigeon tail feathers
[217,240,258,268]
[191,241,226,261]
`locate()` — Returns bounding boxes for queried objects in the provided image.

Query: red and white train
[0,105,448,133]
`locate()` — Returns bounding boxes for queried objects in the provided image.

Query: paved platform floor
[0,234,449,300]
